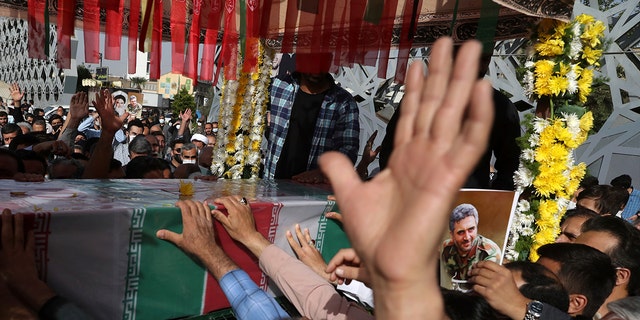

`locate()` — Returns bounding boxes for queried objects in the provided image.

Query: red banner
[149,0,162,80]
[139,0,155,52]
[184,0,203,80]
[394,0,421,83]
[56,0,76,68]
[281,0,299,53]
[170,0,187,73]
[83,0,101,63]
[377,0,400,78]
[27,0,47,60]
[105,0,124,60]
[242,0,260,73]
[128,0,141,74]
[221,0,238,80]
[200,0,223,82]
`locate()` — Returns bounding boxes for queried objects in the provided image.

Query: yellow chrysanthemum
[577,69,593,103]
[582,46,603,66]
[579,112,594,132]
[534,60,555,77]
[535,39,565,56]
[575,13,594,24]
[548,76,570,96]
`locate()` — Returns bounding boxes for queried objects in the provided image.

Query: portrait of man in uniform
[441,203,502,291]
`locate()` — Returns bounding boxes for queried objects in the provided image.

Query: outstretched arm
[82,89,123,179]
[318,38,494,319]
[156,200,289,320]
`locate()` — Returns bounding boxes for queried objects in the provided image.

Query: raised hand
[318,38,494,319]
[92,89,122,134]
[10,83,24,103]
[181,108,192,123]
[69,92,89,121]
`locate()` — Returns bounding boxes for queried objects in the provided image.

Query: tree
[171,87,195,116]
[76,65,93,93]
[130,76,148,90]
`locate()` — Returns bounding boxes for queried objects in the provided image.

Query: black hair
[505,261,570,312]
[537,243,617,317]
[581,216,640,296]
[441,288,499,320]
[1,123,22,136]
[0,148,25,177]
[15,149,48,176]
[611,174,632,189]
[560,207,599,226]
[170,138,186,149]
[125,156,167,178]
[580,175,600,189]
[128,119,144,131]
[576,184,615,214]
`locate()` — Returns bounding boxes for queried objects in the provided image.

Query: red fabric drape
[200,0,222,82]
[184,0,202,80]
[56,0,75,68]
[105,0,124,60]
[149,0,162,80]
[128,0,141,74]
[281,0,299,53]
[221,0,238,80]
[170,0,187,73]
[83,0,100,63]
[376,0,400,78]
[242,0,260,73]
[394,0,421,83]
[27,0,47,60]
[139,0,155,52]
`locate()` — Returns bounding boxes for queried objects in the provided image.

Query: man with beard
[442,203,501,286]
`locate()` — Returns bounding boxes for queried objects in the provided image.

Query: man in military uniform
[442,203,501,285]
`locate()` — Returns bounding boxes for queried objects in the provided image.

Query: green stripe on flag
[316,200,351,262]
[123,207,207,320]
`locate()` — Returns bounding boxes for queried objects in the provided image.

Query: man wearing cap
[264,53,359,183]
[127,95,143,119]
[190,133,208,151]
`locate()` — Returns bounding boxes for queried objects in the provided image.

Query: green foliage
[76,65,93,93]
[583,77,613,133]
[130,77,148,90]
[171,87,195,116]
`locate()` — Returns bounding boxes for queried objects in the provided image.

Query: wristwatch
[524,300,544,320]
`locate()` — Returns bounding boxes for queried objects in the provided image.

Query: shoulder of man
[476,235,501,252]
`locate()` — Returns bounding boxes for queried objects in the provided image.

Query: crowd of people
[1,38,640,320]
[0,83,222,181]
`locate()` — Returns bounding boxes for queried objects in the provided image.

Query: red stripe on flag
[184,0,203,80]
[149,0,162,80]
[105,0,124,60]
[171,0,187,73]
[27,0,47,60]
[128,0,141,74]
[83,0,101,63]
[201,202,282,312]
[56,0,75,69]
